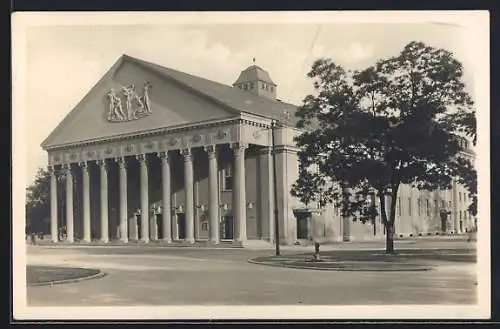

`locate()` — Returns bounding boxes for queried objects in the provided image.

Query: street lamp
[271,119,281,256]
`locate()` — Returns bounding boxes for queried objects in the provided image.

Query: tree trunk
[385,222,395,254]
[379,185,399,254]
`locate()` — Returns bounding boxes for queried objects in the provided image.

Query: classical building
[41,55,475,245]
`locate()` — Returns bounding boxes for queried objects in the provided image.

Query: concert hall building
[41,55,476,246]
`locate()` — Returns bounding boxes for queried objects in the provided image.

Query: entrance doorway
[177,213,186,240]
[296,215,309,239]
[220,216,234,240]
[136,215,142,240]
[157,214,163,240]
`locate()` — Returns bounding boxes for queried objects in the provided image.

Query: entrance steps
[33,239,277,249]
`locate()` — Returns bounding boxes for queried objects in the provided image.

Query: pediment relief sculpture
[106,82,152,123]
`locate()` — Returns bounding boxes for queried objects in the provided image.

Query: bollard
[313,242,320,261]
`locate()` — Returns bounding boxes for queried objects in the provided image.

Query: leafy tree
[291,41,477,253]
[25,167,52,234]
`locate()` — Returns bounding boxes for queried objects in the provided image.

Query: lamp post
[271,119,281,256]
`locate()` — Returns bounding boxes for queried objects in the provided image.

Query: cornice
[44,117,240,152]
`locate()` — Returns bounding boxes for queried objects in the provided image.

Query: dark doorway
[177,213,186,240]
[296,216,309,239]
[136,215,142,240]
[157,214,163,240]
[220,216,234,240]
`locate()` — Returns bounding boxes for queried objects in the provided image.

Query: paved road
[26,240,477,306]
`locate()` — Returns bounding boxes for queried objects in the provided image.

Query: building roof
[41,54,300,149]
[232,64,277,86]
[129,56,293,121]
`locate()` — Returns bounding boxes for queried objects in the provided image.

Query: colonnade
[49,142,258,244]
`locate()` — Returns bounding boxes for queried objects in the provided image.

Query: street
[26,239,477,306]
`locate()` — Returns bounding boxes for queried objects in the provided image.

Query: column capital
[78,161,89,169]
[136,153,147,164]
[157,151,169,161]
[63,163,73,173]
[180,148,192,160]
[97,159,108,170]
[203,145,217,157]
[115,156,127,169]
[48,165,56,174]
[231,142,248,155]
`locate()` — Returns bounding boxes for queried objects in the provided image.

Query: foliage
[291,41,477,253]
[25,167,52,233]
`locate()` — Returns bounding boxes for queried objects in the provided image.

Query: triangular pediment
[41,56,241,149]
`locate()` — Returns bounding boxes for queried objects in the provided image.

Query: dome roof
[233,64,276,86]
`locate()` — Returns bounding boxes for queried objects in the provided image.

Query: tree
[291,41,477,254]
[25,167,52,234]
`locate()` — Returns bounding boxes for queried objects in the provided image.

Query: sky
[18,13,482,186]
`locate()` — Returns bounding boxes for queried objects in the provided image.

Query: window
[459,211,462,220]
[238,85,242,89]
[265,84,269,91]
[434,200,438,215]
[459,192,462,202]
[244,84,248,90]
[261,82,265,89]
[441,200,445,208]
[408,197,412,216]
[270,86,274,92]
[250,82,254,89]
[426,200,430,216]
[222,164,233,191]
[397,197,401,216]
[417,199,421,216]
[448,201,452,208]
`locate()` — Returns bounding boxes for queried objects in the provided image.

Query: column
[65,164,74,243]
[232,143,248,242]
[137,154,150,243]
[342,187,351,242]
[159,152,172,242]
[98,159,109,243]
[452,179,459,233]
[117,157,128,243]
[205,145,219,243]
[259,147,274,241]
[181,148,195,243]
[80,162,91,243]
[49,166,58,243]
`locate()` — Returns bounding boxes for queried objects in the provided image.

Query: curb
[28,268,108,287]
[247,258,433,272]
